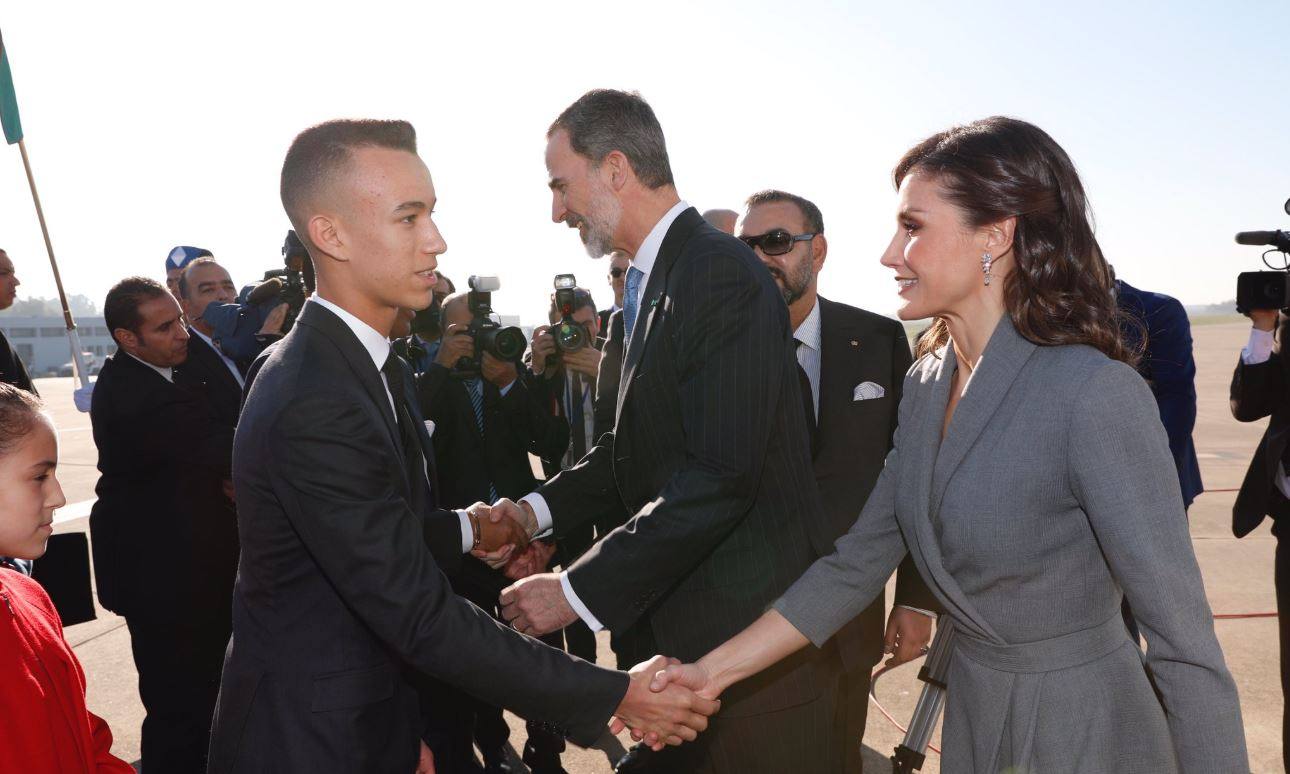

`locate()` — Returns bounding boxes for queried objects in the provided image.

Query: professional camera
[201,230,311,362]
[1234,198,1290,314]
[549,273,590,366]
[451,275,526,379]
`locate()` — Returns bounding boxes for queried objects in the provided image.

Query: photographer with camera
[1231,199,1290,767]
[531,279,602,469]
[415,284,573,774]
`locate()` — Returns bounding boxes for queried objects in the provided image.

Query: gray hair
[549,90,674,189]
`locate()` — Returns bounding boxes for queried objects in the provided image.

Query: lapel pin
[850,339,859,347]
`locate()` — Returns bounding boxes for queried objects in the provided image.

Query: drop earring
[981,252,993,286]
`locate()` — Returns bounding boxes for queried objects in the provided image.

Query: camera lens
[556,322,586,352]
[487,326,527,361]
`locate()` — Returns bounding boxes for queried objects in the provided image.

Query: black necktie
[381,352,432,499]
[793,340,818,456]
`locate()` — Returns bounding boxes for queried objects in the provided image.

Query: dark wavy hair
[895,116,1135,364]
[0,383,45,456]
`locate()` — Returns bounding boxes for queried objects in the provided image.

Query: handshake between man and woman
[461,497,723,751]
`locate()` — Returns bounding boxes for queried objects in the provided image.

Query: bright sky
[1,1,1286,325]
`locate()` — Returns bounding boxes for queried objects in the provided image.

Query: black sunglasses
[609,267,627,278]
[739,229,816,256]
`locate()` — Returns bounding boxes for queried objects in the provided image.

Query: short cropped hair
[177,257,222,299]
[280,119,419,243]
[549,90,674,189]
[104,277,169,345]
[745,189,825,235]
[0,383,44,456]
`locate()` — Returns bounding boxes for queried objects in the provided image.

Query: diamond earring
[982,252,993,286]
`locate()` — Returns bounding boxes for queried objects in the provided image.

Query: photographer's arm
[1231,310,1285,422]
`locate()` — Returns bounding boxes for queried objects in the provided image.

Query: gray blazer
[775,317,1248,773]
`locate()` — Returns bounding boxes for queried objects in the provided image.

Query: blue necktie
[623,266,645,340]
[468,378,498,501]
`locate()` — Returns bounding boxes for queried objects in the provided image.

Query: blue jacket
[1117,279,1204,507]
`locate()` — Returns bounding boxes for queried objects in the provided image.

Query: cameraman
[530,287,602,471]
[1231,306,1290,767]
[415,291,571,774]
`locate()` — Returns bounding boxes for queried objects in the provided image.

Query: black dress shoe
[481,760,514,774]
[614,743,656,773]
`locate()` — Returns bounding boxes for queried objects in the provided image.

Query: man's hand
[416,740,435,773]
[499,572,577,636]
[257,302,291,337]
[434,324,474,369]
[1249,308,1280,332]
[503,539,557,580]
[883,607,935,667]
[488,498,539,539]
[481,352,518,389]
[608,656,721,750]
[563,344,602,379]
[465,501,529,569]
[530,325,557,377]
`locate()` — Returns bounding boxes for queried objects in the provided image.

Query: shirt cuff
[1242,327,1275,365]
[895,605,937,619]
[519,492,554,536]
[559,571,605,632]
[499,379,515,397]
[456,510,473,554]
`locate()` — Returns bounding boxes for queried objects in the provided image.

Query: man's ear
[602,150,632,192]
[812,234,828,274]
[114,329,138,350]
[308,213,348,265]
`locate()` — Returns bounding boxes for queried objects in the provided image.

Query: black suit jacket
[540,207,833,718]
[813,297,938,673]
[184,329,246,427]
[207,302,626,773]
[0,329,36,393]
[88,352,237,616]
[1231,313,1290,537]
[592,310,624,448]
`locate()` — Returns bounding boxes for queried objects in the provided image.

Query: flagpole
[16,138,89,389]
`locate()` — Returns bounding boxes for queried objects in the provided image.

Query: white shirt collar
[125,351,174,383]
[309,295,392,373]
[630,200,690,279]
[793,298,822,353]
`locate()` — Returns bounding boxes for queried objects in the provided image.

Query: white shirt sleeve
[519,492,555,534]
[457,510,473,553]
[559,571,605,632]
[1242,327,1275,365]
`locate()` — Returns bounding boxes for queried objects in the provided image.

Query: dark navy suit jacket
[1117,279,1203,507]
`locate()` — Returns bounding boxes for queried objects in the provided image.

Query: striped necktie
[468,378,498,501]
[623,266,645,340]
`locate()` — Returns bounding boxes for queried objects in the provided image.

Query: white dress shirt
[190,327,245,388]
[310,296,475,552]
[126,352,173,383]
[794,299,822,419]
[1241,326,1290,499]
[521,199,690,632]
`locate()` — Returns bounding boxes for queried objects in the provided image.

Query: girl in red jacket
[0,383,132,773]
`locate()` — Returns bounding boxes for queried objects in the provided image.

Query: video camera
[549,273,590,366]
[1234,198,1290,314]
[451,275,526,379]
[201,230,311,362]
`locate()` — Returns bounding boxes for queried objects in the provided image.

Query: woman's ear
[982,216,1016,259]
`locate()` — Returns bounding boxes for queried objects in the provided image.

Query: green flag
[0,30,23,145]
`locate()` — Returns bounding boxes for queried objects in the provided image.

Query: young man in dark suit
[206,119,716,773]
[498,90,841,772]
[89,277,240,773]
[740,190,939,772]
[1231,306,1290,767]
[0,249,36,394]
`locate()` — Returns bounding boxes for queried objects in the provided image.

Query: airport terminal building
[0,316,116,376]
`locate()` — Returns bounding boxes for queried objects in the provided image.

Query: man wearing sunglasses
[599,251,631,337]
[739,189,940,773]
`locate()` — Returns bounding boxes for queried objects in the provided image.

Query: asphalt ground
[42,319,1282,772]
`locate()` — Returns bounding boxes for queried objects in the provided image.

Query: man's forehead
[0,254,12,271]
[193,263,231,283]
[741,201,807,233]
[346,146,435,206]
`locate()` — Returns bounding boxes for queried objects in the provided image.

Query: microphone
[1236,230,1290,250]
[247,277,284,306]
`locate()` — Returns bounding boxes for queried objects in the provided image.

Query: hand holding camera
[529,325,558,377]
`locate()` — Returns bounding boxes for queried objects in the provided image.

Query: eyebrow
[547,177,564,190]
[899,208,928,217]
[394,200,428,214]
[28,460,55,472]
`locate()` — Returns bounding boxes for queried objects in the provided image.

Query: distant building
[0,316,117,376]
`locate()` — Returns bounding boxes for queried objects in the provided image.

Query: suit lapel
[927,316,1038,524]
[296,303,402,455]
[815,298,862,457]
[616,207,703,425]
[187,328,242,398]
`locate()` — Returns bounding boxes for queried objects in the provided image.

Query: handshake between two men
[461,498,721,750]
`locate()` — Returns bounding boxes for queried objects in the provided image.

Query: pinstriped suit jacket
[775,316,1248,773]
[540,207,836,718]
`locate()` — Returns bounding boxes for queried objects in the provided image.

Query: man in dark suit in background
[417,290,573,774]
[1231,306,1290,767]
[0,249,36,394]
[739,190,938,772]
[498,89,841,772]
[89,277,239,773]
[206,119,715,773]
[1116,278,1203,509]
[597,252,630,337]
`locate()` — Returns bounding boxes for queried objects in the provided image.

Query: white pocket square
[853,382,886,401]
[423,420,436,438]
